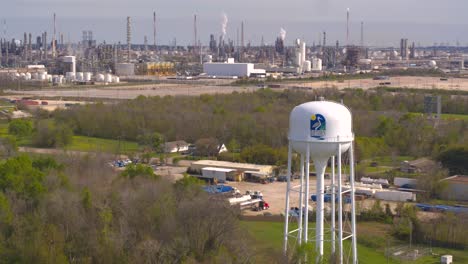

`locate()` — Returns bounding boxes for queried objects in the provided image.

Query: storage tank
[31,72,38,80]
[429,60,437,68]
[76,72,84,81]
[104,73,113,83]
[25,72,31,80]
[112,76,120,83]
[359,59,372,65]
[38,72,47,80]
[303,60,312,72]
[96,74,105,82]
[84,72,92,82]
[66,72,76,81]
[47,74,53,82]
[312,58,323,71]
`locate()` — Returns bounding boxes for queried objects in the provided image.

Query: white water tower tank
[289,101,353,158]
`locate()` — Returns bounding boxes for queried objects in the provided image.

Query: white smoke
[221,12,228,40]
[280,28,286,41]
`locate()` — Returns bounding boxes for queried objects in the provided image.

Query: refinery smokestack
[52,13,57,58]
[194,14,197,55]
[127,16,131,62]
[346,8,350,46]
[360,21,364,48]
[153,12,157,50]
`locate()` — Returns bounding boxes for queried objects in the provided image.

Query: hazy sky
[2,0,468,46]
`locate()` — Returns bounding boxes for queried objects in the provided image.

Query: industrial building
[201,167,241,182]
[203,58,266,77]
[190,160,273,175]
[440,175,468,201]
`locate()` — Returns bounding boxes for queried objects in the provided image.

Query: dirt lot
[5,76,467,100]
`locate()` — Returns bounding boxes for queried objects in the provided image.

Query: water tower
[283,100,357,263]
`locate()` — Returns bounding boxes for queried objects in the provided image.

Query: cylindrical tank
[66,72,76,81]
[205,55,213,63]
[31,72,38,79]
[47,74,53,82]
[303,60,312,72]
[289,101,353,157]
[25,72,31,80]
[96,74,105,82]
[38,72,47,80]
[312,58,323,71]
[105,73,113,83]
[301,41,306,64]
[112,76,120,83]
[296,52,302,67]
[76,72,84,81]
[84,72,92,81]
[429,60,437,68]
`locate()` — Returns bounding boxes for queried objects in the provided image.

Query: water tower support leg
[298,154,305,244]
[337,144,343,264]
[283,143,292,254]
[331,156,336,256]
[304,144,310,243]
[349,143,358,264]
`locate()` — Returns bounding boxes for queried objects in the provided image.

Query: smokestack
[194,14,197,55]
[52,13,56,58]
[360,21,364,48]
[127,16,131,62]
[153,12,157,50]
[144,35,148,52]
[346,8,350,46]
[28,33,32,60]
[23,32,27,60]
[44,31,48,60]
[323,31,326,47]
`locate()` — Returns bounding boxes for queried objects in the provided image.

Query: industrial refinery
[0,3,467,264]
[1,10,468,87]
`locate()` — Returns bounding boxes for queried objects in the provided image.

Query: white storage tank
[312,58,323,71]
[104,73,113,83]
[47,74,53,82]
[66,72,76,81]
[96,74,105,82]
[25,72,31,80]
[84,72,92,82]
[38,72,47,80]
[112,76,120,83]
[76,72,84,81]
[303,60,312,72]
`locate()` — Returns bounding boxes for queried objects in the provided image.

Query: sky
[1,0,468,47]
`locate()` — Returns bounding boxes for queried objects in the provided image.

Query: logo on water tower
[310,114,326,139]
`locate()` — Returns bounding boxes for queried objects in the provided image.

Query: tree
[121,164,157,179]
[0,136,17,158]
[8,119,33,137]
[137,132,164,153]
[0,155,46,202]
[32,120,73,148]
[195,137,219,157]
[437,146,468,175]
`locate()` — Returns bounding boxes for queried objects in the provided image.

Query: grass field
[409,112,468,121]
[0,119,139,154]
[68,135,139,153]
[241,220,467,264]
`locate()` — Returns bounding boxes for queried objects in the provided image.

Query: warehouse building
[440,175,468,201]
[190,160,274,175]
[203,58,266,77]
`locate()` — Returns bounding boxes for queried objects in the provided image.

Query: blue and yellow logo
[310,114,326,139]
